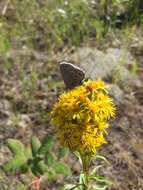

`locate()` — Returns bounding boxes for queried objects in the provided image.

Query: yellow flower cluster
[51,80,116,155]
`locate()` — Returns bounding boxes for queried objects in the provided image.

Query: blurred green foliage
[0,0,142,53]
[5,136,71,181]
[0,0,142,101]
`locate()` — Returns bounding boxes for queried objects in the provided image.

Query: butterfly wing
[60,62,85,89]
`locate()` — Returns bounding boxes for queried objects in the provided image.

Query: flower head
[51,80,116,155]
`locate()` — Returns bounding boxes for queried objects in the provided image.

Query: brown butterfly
[60,62,85,89]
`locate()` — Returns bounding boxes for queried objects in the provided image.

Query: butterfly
[60,62,85,89]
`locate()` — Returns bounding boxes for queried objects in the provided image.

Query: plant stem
[81,153,90,190]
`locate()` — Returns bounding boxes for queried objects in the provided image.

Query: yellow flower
[51,80,116,155]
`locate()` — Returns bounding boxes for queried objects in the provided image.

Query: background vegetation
[0,0,143,189]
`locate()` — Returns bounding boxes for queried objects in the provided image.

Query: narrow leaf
[61,184,82,190]
[31,136,41,157]
[91,185,108,190]
[79,172,85,184]
[92,176,113,185]
[46,152,55,165]
[38,137,54,155]
[91,165,103,176]
[95,155,109,164]
[74,151,82,165]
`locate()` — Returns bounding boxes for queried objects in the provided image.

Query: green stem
[81,153,90,190]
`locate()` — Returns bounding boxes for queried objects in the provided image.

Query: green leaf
[6,139,25,155]
[61,184,81,190]
[29,157,49,176]
[92,176,113,185]
[27,158,33,167]
[20,163,29,173]
[91,165,103,176]
[36,160,49,175]
[4,154,27,172]
[79,172,86,185]
[46,152,55,166]
[29,158,40,176]
[58,147,69,158]
[24,147,32,158]
[74,151,82,165]
[47,169,57,182]
[16,184,27,190]
[61,184,74,190]
[30,165,40,177]
[95,155,109,164]
[91,184,108,190]
[30,159,41,177]
[53,161,71,176]
[38,137,54,155]
[31,136,41,157]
